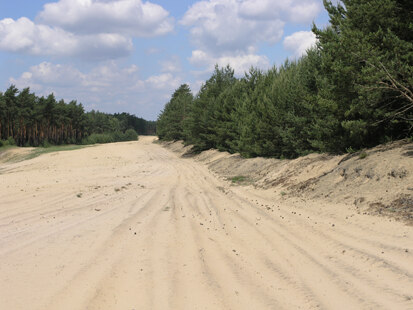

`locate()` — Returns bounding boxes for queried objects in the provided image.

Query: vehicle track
[0,137,412,309]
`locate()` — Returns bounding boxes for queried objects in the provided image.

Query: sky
[0,0,330,120]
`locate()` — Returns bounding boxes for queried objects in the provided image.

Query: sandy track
[0,136,412,310]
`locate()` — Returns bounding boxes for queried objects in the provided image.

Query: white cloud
[0,17,132,59]
[239,0,321,23]
[37,0,174,37]
[189,49,270,75]
[180,0,320,56]
[0,0,174,60]
[180,0,284,55]
[145,73,181,90]
[11,62,84,89]
[160,56,182,73]
[283,31,317,57]
[180,0,320,76]
[10,62,182,120]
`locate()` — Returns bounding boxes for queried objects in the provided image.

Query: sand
[0,136,412,309]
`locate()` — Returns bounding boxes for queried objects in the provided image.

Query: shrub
[124,129,138,141]
[231,176,247,183]
[111,131,124,142]
[7,136,16,146]
[42,139,51,148]
[82,133,115,145]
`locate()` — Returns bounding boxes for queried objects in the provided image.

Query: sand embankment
[0,136,412,309]
[164,139,413,224]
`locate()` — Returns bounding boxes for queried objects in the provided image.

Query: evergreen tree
[157,84,193,141]
[185,65,236,151]
[313,0,413,150]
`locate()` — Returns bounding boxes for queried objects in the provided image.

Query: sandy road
[0,136,412,310]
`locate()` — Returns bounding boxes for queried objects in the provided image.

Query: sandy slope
[0,136,412,310]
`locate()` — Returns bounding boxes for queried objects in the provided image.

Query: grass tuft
[231,175,247,183]
[229,175,252,185]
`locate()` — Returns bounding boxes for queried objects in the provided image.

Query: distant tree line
[157,0,413,158]
[0,86,156,147]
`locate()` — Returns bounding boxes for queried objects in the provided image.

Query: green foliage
[189,65,237,152]
[346,146,357,154]
[157,84,193,141]
[81,133,115,145]
[230,176,248,183]
[313,0,413,151]
[124,129,138,141]
[7,136,16,146]
[0,140,11,147]
[41,139,51,148]
[81,129,138,145]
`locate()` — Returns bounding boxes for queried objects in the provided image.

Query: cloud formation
[181,0,320,74]
[160,56,182,73]
[0,17,132,59]
[180,0,284,55]
[189,50,270,75]
[239,0,321,23]
[0,0,173,60]
[37,0,174,37]
[283,31,317,57]
[10,62,181,119]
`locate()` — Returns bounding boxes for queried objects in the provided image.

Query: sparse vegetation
[231,175,247,183]
[2,144,89,163]
[369,195,413,225]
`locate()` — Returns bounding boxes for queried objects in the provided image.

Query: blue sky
[0,0,330,120]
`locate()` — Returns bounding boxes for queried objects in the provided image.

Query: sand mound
[163,139,413,224]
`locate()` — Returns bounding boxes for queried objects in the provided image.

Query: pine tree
[157,84,193,141]
[313,0,413,150]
